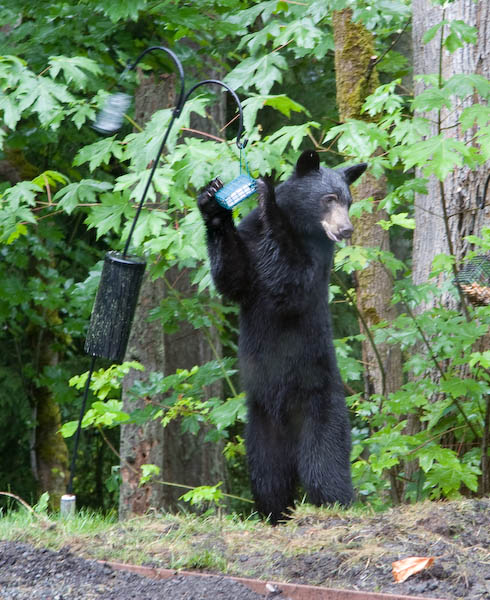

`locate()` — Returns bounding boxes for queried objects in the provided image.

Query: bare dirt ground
[0,541,266,599]
[0,497,489,599]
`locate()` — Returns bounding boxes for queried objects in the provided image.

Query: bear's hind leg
[298,406,354,508]
[246,404,298,525]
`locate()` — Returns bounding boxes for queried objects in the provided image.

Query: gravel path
[0,541,266,600]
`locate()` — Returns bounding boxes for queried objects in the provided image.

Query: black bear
[198,150,367,523]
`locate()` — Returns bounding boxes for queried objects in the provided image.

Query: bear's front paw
[257,176,279,222]
[198,177,231,226]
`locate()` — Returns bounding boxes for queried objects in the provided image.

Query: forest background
[0,0,489,518]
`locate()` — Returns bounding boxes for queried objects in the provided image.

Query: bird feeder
[456,254,490,306]
[85,252,146,362]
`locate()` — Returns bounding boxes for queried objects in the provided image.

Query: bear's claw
[198,177,229,224]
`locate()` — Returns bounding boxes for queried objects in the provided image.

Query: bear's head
[277,150,367,243]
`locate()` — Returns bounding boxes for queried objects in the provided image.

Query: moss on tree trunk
[333,9,403,502]
[35,391,69,509]
[332,9,379,120]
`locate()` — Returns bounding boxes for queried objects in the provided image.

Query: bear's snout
[321,202,353,242]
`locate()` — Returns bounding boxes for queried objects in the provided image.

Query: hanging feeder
[85,252,146,362]
[92,92,132,135]
[215,148,257,210]
[456,254,490,306]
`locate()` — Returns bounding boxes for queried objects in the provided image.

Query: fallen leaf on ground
[392,556,435,583]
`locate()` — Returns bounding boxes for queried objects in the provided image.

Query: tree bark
[119,273,167,517]
[31,320,69,510]
[333,10,403,405]
[410,0,490,492]
[333,9,404,503]
[412,0,490,290]
[119,67,228,518]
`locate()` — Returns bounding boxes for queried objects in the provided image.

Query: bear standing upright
[198,150,367,523]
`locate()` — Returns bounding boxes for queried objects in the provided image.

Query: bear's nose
[340,224,354,239]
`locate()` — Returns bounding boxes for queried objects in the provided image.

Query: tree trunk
[35,390,69,509]
[119,67,228,518]
[333,9,404,503]
[410,0,490,491]
[333,11,403,400]
[159,267,227,510]
[412,0,490,290]
[119,273,167,517]
[32,324,69,510]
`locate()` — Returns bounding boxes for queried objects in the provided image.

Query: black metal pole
[121,46,186,257]
[122,109,181,257]
[67,354,96,495]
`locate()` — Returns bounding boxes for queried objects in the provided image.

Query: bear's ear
[339,163,368,185]
[295,150,320,177]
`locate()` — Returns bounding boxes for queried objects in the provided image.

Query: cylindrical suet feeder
[85,251,146,362]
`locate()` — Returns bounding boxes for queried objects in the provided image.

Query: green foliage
[0,0,489,514]
[422,19,478,51]
[179,482,225,507]
[350,272,490,502]
[320,3,490,505]
[62,357,243,442]
[139,464,161,486]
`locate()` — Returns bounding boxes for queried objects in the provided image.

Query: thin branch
[366,19,411,84]
[481,396,490,493]
[438,180,471,322]
[124,113,143,132]
[401,298,479,439]
[406,424,467,456]
[218,113,239,134]
[43,174,52,204]
[0,491,35,513]
[180,127,226,143]
[331,271,387,398]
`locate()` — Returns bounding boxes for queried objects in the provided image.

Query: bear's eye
[324,194,338,203]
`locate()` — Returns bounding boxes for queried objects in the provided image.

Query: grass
[0,503,265,569]
[0,502,353,571]
[0,499,381,579]
[1,497,489,594]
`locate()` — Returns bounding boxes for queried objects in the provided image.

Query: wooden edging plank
[100,560,447,600]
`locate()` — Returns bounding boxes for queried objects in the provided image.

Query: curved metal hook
[183,79,248,149]
[127,45,186,116]
[118,51,246,147]
[113,49,247,255]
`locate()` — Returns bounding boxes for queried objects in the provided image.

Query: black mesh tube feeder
[65,45,249,505]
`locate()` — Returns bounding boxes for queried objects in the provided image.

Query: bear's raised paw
[197,177,230,226]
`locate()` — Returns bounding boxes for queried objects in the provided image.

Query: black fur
[198,151,367,523]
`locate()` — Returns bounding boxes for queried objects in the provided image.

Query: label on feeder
[215,174,257,210]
